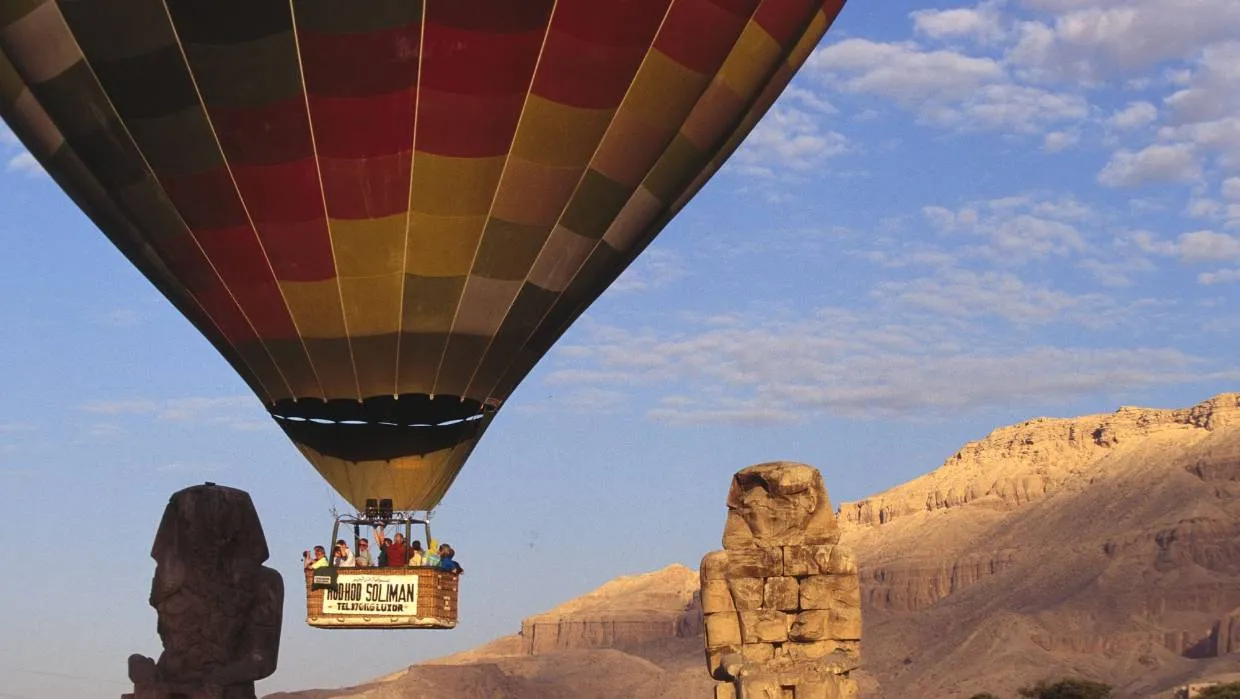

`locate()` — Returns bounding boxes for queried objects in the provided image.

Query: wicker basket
[305,566,459,629]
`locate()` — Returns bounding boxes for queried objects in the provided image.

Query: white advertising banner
[322,574,420,615]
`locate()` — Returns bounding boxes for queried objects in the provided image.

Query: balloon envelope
[0,0,846,510]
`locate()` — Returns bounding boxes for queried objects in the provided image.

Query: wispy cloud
[548,314,1233,424]
[80,396,266,431]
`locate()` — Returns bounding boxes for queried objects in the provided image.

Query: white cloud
[1199,268,1240,285]
[1175,230,1240,263]
[924,83,1088,133]
[80,396,266,430]
[548,315,1232,422]
[874,268,1103,325]
[811,39,1004,102]
[609,249,686,293]
[1007,1,1240,81]
[1044,130,1080,152]
[1223,177,1240,201]
[5,151,43,177]
[734,101,850,178]
[912,1,1006,43]
[1108,101,1158,130]
[1097,143,1201,187]
[923,195,1088,262]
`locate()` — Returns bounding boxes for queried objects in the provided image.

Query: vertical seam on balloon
[393,0,429,398]
[526,3,827,367]
[288,0,365,403]
[473,0,768,403]
[457,0,680,400]
[427,0,561,399]
[26,3,296,403]
[157,0,329,400]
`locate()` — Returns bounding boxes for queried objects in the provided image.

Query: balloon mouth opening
[268,394,493,427]
[267,394,497,461]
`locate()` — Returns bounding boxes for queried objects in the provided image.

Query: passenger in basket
[354,538,372,567]
[407,540,425,566]
[377,538,391,567]
[438,544,463,575]
[424,539,441,567]
[374,526,409,567]
[302,545,328,570]
[332,539,356,568]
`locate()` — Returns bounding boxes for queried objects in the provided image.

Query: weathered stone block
[729,577,766,611]
[716,683,738,699]
[794,680,838,699]
[799,575,835,610]
[740,610,789,644]
[737,674,782,699]
[705,612,743,649]
[838,678,859,699]
[828,606,862,641]
[786,640,846,662]
[723,511,757,549]
[741,642,776,664]
[783,545,812,577]
[702,551,730,581]
[703,579,736,614]
[789,610,829,642]
[764,576,800,611]
[726,548,783,578]
[825,545,857,575]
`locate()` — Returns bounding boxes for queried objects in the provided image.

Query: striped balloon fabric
[0,0,847,511]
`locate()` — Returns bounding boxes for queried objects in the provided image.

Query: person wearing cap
[332,539,356,568]
[354,538,372,567]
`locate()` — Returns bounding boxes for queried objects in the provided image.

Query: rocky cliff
[839,393,1240,697]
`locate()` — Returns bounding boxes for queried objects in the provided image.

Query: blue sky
[3,1,1240,697]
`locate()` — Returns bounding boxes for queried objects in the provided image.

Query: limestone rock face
[703,461,860,699]
[124,483,283,699]
[838,392,1240,698]
[518,564,701,654]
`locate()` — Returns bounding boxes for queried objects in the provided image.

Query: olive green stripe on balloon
[294,0,424,35]
[0,46,24,108]
[57,0,178,64]
[0,0,42,28]
[124,107,223,175]
[472,217,549,281]
[559,168,635,241]
[181,32,303,109]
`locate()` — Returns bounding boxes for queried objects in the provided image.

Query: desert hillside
[840,392,1240,698]
[269,393,1240,699]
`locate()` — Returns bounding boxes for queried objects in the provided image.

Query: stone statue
[123,483,283,699]
[702,462,861,699]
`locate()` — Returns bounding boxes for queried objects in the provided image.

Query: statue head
[723,462,839,549]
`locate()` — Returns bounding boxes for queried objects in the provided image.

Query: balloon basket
[305,566,459,630]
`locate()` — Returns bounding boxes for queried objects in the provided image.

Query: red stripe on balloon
[530,0,669,109]
[655,0,759,74]
[210,98,315,166]
[308,90,416,160]
[319,153,413,220]
[753,0,822,48]
[297,24,421,98]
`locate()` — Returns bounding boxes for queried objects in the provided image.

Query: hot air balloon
[0,0,847,628]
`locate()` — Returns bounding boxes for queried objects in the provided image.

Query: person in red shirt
[372,526,408,567]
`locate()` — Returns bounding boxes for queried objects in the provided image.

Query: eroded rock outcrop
[702,462,860,699]
[125,483,283,699]
[518,564,701,654]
